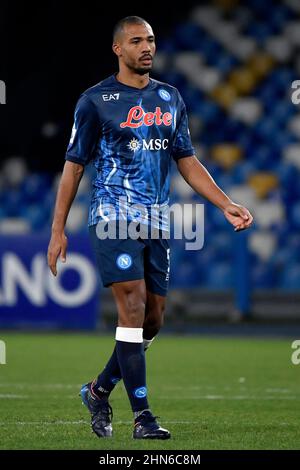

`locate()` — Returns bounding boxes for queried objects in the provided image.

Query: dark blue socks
[92,346,121,398]
[93,332,155,402]
[115,327,149,412]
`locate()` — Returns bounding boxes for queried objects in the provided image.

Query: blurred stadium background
[1,0,300,331]
[2,0,300,452]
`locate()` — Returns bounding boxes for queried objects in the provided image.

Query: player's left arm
[177,155,253,231]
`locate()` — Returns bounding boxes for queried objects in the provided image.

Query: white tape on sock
[115,327,143,343]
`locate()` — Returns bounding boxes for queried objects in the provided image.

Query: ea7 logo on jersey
[102,93,120,101]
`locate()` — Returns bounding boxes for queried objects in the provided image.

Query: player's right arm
[47,93,100,276]
[47,161,84,276]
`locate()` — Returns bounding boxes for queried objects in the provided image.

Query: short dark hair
[112,16,149,42]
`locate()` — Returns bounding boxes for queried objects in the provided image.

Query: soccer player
[47,16,253,440]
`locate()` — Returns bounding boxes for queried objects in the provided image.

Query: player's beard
[135,65,152,75]
[126,58,152,75]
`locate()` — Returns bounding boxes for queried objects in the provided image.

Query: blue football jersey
[65,74,194,229]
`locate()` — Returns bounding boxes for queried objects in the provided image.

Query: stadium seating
[1,0,300,289]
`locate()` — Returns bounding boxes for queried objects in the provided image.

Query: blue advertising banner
[0,234,99,330]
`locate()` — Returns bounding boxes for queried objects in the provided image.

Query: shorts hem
[103,274,144,288]
[145,283,169,297]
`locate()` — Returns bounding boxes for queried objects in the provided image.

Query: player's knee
[119,290,146,328]
[127,295,146,326]
[113,280,147,328]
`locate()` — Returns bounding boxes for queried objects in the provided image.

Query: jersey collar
[112,73,154,92]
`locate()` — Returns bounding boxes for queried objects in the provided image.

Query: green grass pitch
[0,332,299,450]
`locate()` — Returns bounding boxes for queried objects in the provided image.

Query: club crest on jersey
[102,93,120,101]
[158,89,171,101]
[120,106,172,128]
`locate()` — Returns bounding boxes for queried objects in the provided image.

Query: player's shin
[92,346,121,399]
[93,332,155,398]
[115,327,149,415]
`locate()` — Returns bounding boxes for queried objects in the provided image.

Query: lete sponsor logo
[120,106,172,128]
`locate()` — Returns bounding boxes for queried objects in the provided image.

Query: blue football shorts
[89,222,170,296]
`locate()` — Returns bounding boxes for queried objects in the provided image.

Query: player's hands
[223,202,253,232]
[47,231,68,276]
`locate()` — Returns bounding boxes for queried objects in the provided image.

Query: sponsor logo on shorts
[116,253,132,270]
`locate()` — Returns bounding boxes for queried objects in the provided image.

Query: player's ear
[112,43,121,57]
